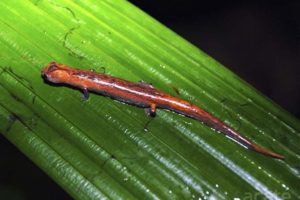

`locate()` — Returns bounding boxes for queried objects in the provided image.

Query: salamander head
[42,62,73,83]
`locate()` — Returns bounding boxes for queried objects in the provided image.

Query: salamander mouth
[42,73,49,81]
[41,68,58,83]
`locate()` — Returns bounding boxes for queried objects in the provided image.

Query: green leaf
[0,0,299,199]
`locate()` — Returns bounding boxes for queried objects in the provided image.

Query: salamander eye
[47,62,59,73]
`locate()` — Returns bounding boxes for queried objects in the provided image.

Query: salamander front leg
[144,103,157,117]
[81,88,89,101]
[144,103,157,132]
[139,80,154,88]
[89,67,105,74]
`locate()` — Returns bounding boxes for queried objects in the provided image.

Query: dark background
[130,0,300,119]
[1,1,299,199]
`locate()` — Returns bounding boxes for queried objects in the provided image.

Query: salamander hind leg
[144,103,157,117]
[81,88,89,101]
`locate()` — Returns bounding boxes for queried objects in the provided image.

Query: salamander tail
[249,143,284,159]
